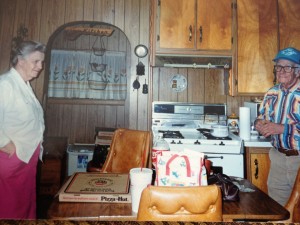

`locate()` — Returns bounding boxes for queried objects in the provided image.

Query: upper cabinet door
[159,0,195,49]
[278,0,300,49]
[236,0,278,95]
[157,0,233,53]
[196,0,232,50]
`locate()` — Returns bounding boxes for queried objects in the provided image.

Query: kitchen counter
[243,137,272,147]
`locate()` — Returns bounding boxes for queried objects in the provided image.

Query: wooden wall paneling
[104,105,118,128]
[60,104,73,140]
[26,0,43,41]
[52,104,69,141]
[45,104,64,137]
[39,0,66,102]
[136,0,150,131]
[12,0,27,36]
[226,95,253,117]
[26,0,44,100]
[94,0,115,24]
[124,36,131,129]
[187,68,205,103]
[157,67,178,101]
[152,67,160,102]
[86,105,99,143]
[64,0,85,50]
[52,30,65,49]
[226,96,241,116]
[204,69,226,104]
[0,0,16,73]
[278,0,300,49]
[176,68,188,103]
[116,105,126,128]
[71,104,88,143]
[65,0,84,23]
[125,0,140,129]
[83,0,95,21]
[114,0,125,29]
[95,104,106,128]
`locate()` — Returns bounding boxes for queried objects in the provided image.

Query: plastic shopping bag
[155,149,207,186]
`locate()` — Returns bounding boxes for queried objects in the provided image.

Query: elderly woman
[0,41,46,219]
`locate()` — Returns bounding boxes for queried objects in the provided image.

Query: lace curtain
[48,49,127,100]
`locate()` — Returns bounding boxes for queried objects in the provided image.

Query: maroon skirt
[0,144,40,219]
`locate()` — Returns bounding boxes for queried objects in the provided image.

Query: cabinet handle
[254,159,259,179]
[189,25,192,42]
[199,26,203,43]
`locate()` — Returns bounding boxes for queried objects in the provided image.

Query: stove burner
[159,130,184,139]
[197,129,232,140]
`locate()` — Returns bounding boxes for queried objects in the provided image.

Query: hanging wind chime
[133,44,148,94]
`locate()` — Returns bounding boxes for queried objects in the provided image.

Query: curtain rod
[163,63,230,69]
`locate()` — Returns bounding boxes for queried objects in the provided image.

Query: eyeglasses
[274,65,299,73]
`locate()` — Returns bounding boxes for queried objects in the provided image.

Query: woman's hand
[0,141,16,157]
[255,120,284,137]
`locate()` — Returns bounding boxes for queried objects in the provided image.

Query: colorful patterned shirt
[257,81,300,150]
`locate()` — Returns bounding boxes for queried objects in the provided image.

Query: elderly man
[255,47,300,206]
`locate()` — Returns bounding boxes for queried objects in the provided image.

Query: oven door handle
[206,156,224,159]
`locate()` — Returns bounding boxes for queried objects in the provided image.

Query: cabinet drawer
[246,147,270,194]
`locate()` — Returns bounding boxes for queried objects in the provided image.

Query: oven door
[206,153,244,178]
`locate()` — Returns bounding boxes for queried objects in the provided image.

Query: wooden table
[47,178,289,222]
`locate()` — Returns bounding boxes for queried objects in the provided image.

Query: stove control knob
[177,140,182,144]
[171,140,176,144]
[194,140,201,145]
[219,141,225,146]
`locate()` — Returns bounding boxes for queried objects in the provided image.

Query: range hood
[154,55,232,69]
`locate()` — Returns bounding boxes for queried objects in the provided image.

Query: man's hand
[255,120,284,137]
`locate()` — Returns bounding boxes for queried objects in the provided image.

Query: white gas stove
[152,101,244,178]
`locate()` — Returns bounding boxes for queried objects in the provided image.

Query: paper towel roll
[239,107,251,140]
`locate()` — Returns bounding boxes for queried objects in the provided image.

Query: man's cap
[273,47,300,64]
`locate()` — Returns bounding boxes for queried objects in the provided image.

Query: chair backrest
[101,128,151,173]
[285,167,300,222]
[137,185,223,222]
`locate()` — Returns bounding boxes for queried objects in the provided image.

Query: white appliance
[244,101,262,125]
[67,144,94,176]
[152,101,244,178]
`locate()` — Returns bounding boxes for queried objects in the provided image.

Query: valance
[48,49,127,100]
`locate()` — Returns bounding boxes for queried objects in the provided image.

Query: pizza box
[57,172,131,203]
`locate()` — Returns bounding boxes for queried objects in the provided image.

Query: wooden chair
[87,128,151,173]
[283,167,300,222]
[137,185,223,222]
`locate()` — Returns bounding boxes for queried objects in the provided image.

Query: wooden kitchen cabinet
[236,0,300,95]
[157,0,233,54]
[245,147,270,194]
[278,0,300,50]
[236,0,278,95]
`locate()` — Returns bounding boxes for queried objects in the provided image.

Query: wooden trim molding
[47,98,125,106]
